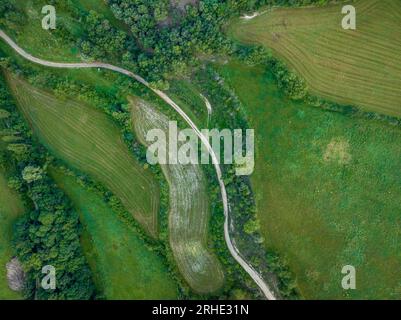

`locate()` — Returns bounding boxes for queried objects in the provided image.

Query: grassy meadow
[229,0,401,117]
[168,79,210,128]
[0,170,24,300]
[217,60,401,299]
[2,0,84,62]
[50,167,178,299]
[7,74,160,237]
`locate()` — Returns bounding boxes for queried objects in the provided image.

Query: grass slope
[131,97,224,294]
[2,0,84,62]
[217,60,401,299]
[50,167,177,299]
[7,75,160,237]
[1,0,124,61]
[0,169,24,300]
[168,79,210,128]
[230,0,401,117]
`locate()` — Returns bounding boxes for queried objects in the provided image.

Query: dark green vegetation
[50,167,178,299]
[0,73,95,299]
[7,74,160,237]
[0,169,24,299]
[217,60,401,299]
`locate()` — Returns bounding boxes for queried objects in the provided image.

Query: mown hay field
[7,75,160,237]
[217,60,401,299]
[50,167,178,299]
[131,97,224,294]
[230,0,401,117]
[0,170,24,300]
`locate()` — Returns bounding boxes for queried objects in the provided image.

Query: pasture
[50,167,178,299]
[0,170,24,300]
[131,97,225,294]
[7,75,160,237]
[229,0,401,117]
[217,60,401,299]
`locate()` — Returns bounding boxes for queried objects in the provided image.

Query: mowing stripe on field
[230,0,401,117]
[131,97,225,294]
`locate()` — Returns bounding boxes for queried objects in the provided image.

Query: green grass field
[1,0,125,62]
[131,97,225,294]
[0,169,24,300]
[2,0,84,62]
[217,60,401,299]
[7,74,160,237]
[230,0,401,117]
[50,167,178,299]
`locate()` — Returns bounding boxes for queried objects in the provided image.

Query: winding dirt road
[0,29,276,300]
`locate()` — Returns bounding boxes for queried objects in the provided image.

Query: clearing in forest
[229,0,401,117]
[7,75,160,237]
[131,97,224,294]
[50,167,178,299]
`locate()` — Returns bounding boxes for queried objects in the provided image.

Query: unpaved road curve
[0,29,276,300]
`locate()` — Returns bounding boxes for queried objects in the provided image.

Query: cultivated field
[131,97,224,294]
[0,170,24,300]
[50,168,177,299]
[7,75,160,237]
[230,0,401,117]
[217,60,401,299]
